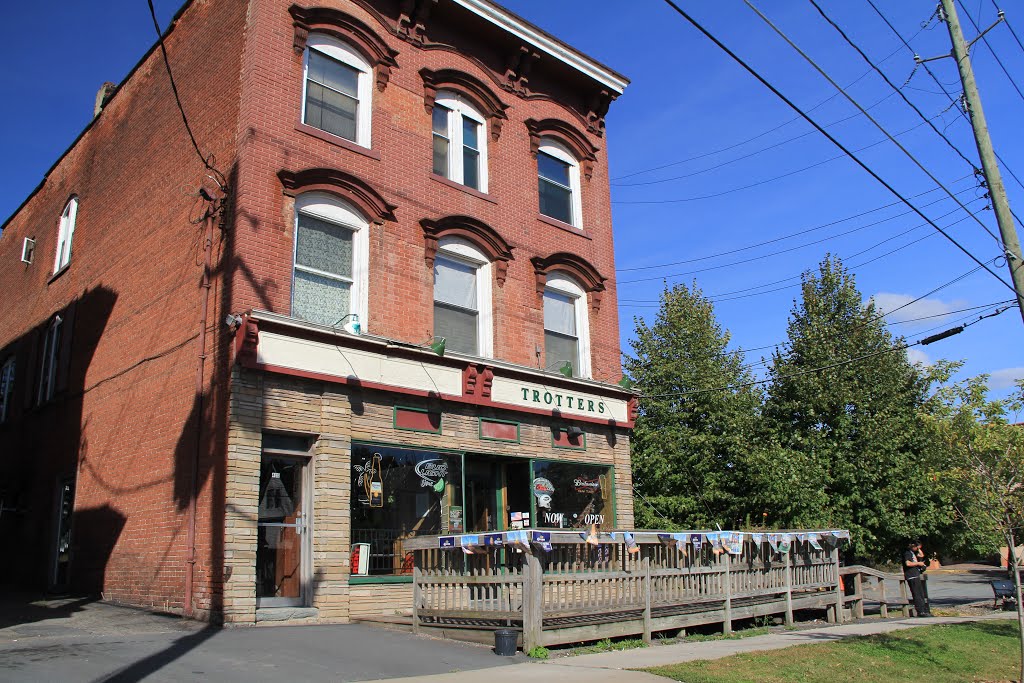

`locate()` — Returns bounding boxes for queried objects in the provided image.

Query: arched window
[302,33,373,147]
[543,272,591,378]
[433,237,493,357]
[431,91,488,192]
[291,192,369,328]
[54,197,78,272]
[537,139,582,228]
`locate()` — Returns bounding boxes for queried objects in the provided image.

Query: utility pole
[933,0,1024,325]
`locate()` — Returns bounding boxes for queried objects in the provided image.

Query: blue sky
[1,1,1022,396]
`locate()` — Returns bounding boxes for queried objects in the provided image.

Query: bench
[991,580,1016,609]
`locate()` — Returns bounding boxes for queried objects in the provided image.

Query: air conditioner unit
[21,237,35,264]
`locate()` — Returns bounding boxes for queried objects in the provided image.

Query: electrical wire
[864,0,1024,222]
[743,0,1003,250]
[617,179,972,273]
[637,303,1015,400]
[146,0,222,182]
[992,0,1024,55]
[956,0,1024,104]
[614,116,937,204]
[618,190,981,284]
[612,91,899,188]
[808,0,980,173]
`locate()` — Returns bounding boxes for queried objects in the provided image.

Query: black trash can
[494,629,518,656]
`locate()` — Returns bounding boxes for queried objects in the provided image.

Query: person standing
[903,540,932,617]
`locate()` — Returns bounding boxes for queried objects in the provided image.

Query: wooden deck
[401,530,874,649]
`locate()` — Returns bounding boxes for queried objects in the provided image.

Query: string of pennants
[435,529,850,555]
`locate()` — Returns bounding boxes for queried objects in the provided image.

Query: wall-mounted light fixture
[332,313,362,336]
[617,377,634,390]
[565,425,584,439]
[545,360,573,378]
[224,313,243,328]
[425,336,446,357]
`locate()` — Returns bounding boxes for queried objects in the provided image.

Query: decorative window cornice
[289,4,399,91]
[420,68,509,141]
[421,215,514,286]
[278,168,397,224]
[525,118,599,181]
[531,252,606,311]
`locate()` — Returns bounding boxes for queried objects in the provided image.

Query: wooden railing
[839,565,914,619]
[407,531,847,649]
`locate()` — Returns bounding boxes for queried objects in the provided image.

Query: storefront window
[351,444,463,575]
[532,461,612,530]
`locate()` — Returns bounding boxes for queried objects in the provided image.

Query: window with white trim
[0,357,15,422]
[54,197,78,272]
[291,192,369,328]
[431,92,487,192]
[38,315,63,404]
[433,238,492,357]
[302,34,372,147]
[537,139,582,228]
[543,273,591,378]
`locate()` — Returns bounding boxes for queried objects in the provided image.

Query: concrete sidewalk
[368,614,1015,682]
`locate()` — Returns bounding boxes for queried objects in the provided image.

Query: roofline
[0,0,198,234]
[450,0,629,94]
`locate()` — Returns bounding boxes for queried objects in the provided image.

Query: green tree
[761,255,947,561]
[624,282,760,529]
[928,375,1024,680]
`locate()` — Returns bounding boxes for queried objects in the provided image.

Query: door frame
[49,474,77,593]
[257,435,315,608]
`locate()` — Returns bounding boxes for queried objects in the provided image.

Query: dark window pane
[462,118,479,149]
[433,135,449,177]
[435,302,478,355]
[351,444,464,575]
[544,330,578,376]
[532,461,611,529]
[432,106,449,135]
[538,152,571,185]
[304,82,358,141]
[463,148,480,189]
[263,433,313,452]
[308,50,358,97]
[539,178,572,223]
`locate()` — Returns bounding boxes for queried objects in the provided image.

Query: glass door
[256,455,307,607]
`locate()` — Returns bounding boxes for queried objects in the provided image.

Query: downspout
[185,204,217,618]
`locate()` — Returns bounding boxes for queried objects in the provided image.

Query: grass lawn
[646,621,1020,683]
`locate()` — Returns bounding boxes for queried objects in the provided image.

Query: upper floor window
[38,315,63,404]
[432,92,487,192]
[433,238,492,357]
[0,357,15,422]
[291,192,368,328]
[302,34,372,147]
[537,139,581,227]
[54,197,78,272]
[543,273,590,378]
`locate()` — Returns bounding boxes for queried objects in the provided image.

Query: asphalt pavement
[0,567,1007,683]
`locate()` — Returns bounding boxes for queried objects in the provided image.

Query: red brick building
[0,0,633,623]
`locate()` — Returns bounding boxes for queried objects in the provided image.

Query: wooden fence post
[853,572,864,619]
[783,548,794,626]
[832,547,844,624]
[642,555,652,644]
[412,566,421,634]
[879,577,889,618]
[523,551,543,651]
[723,551,733,635]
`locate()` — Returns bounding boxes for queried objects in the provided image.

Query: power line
[614,116,939,205]
[808,0,980,172]
[146,0,221,181]
[611,26,929,183]
[611,91,899,188]
[637,303,1015,400]
[863,0,1024,217]
[619,194,982,285]
[992,0,1024,55]
[956,0,1024,104]
[743,0,1003,249]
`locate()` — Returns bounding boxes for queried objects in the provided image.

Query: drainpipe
[184,205,216,618]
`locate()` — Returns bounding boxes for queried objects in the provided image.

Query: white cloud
[906,348,932,367]
[989,367,1024,390]
[870,292,968,330]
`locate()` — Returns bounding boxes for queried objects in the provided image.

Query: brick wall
[0,0,247,611]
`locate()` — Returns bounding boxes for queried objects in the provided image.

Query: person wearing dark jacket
[903,540,932,617]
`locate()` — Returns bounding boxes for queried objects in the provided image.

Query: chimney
[93,82,117,117]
